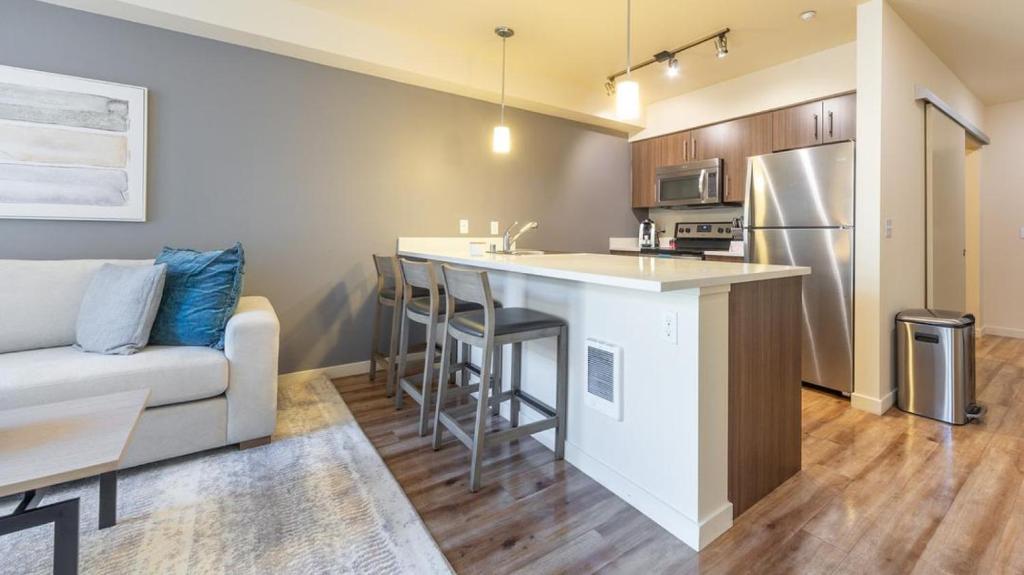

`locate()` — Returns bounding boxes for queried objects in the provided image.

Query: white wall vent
[585,338,623,421]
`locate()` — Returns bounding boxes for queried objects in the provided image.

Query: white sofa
[0,259,280,468]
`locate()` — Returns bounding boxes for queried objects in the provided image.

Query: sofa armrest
[224,295,280,444]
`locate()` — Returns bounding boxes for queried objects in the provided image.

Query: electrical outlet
[661,311,677,344]
[885,218,893,238]
[490,221,500,235]
[459,219,469,234]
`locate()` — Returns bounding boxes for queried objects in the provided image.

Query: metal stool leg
[432,332,454,451]
[394,304,411,410]
[555,325,569,460]
[491,345,503,417]
[417,315,439,436]
[510,342,522,427]
[385,301,401,397]
[469,339,494,493]
[369,299,382,381]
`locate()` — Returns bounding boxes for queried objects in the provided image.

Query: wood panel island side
[396,237,810,550]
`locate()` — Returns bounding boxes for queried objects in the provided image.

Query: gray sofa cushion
[75,263,167,355]
[0,345,228,409]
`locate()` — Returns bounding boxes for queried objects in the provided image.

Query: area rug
[0,375,453,574]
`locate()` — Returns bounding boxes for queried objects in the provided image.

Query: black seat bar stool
[393,258,502,436]
[369,254,429,396]
[432,264,568,492]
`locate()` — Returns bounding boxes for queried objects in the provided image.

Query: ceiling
[889,0,1024,105]
[43,0,859,130]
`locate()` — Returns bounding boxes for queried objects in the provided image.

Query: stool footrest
[514,389,556,418]
[398,378,425,406]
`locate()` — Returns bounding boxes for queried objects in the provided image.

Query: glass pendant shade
[616,79,640,120]
[492,125,511,154]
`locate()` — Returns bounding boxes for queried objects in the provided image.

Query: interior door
[925,104,967,311]
[748,227,853,393]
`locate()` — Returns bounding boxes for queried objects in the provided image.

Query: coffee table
[0,390,148,575]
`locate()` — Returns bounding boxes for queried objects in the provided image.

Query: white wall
[981,99,1024,338]
[632,42,856,141]
[853,0,986,414]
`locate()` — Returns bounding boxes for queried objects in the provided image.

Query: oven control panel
[674,221,735,239]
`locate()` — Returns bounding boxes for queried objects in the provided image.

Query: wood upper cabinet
[823,93,856,143]
[772,100,824,151]
[631,93,854,207]
[631,131,689,208]
[772,93,856,151]
[692,113,772,203]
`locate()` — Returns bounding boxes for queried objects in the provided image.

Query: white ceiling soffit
[39,0,859,132]
[890,0,1024,105]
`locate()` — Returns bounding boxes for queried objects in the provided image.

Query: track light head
[715,34,728,59]
[666,57,679,77]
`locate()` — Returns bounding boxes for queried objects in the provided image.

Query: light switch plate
[459,219,469,234]
[1019,226,1024,239]
[490,221,500,235]
[885,218,893,238]
[661,311,677,344]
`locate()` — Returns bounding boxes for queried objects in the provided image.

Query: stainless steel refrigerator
[743,141,855,394]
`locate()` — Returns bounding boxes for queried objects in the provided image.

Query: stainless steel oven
[655,158,722,208]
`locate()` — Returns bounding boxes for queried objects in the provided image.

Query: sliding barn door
[925,104,967,312]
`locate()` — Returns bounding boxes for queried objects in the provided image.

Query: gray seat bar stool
[369,254,427,396]
[393,258,500,436]
[432,264,568,492]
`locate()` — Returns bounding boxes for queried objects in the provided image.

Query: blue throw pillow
[149,243,245,349]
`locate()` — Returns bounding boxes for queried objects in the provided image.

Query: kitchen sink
[490,249,545,256]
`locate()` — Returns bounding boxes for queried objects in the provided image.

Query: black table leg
[0,497,80,575]
[98,471,117,529]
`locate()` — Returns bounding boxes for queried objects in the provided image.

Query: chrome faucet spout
[502,221,539,252]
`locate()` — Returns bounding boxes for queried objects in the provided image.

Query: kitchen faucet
[502,221,539,252]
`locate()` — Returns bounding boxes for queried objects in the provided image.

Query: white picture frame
[0,64,147,221]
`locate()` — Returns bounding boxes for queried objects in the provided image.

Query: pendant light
[616,0,640,120]
[492,26,514,154]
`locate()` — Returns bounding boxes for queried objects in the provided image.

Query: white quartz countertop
[398,242,809,293]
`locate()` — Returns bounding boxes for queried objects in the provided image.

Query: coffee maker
[638,218,657,249]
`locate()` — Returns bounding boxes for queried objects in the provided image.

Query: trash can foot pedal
[965,404,985,423]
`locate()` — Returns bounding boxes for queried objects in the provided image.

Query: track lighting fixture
[715,34,728,59]
[605,27,730,109]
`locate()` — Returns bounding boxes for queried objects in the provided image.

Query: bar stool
[432,264,568,492]
[393,258,502,436]
[369,254,427,396]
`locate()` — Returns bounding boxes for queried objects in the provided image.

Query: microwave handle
[699,169,708,200]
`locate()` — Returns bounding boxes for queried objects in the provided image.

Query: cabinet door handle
[828,110,834,138]
[693,138,698,159]
[684,139,688,161]
[813,113,819,140]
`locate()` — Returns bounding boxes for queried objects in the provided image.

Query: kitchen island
[397,237,810,550]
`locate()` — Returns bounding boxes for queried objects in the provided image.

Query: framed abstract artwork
[0,64,147,221]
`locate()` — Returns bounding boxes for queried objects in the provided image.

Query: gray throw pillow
[75,263,168,355]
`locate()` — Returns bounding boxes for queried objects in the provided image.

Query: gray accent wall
[0,0,637,373]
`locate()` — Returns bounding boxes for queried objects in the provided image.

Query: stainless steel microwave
[655,158,722,208]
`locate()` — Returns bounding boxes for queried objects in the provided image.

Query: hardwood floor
[333,335,1024,574]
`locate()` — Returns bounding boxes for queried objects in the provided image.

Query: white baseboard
[982,325,1024,339]
[505,403,729,551]
[278,352,426,386]
[851,389,895,415]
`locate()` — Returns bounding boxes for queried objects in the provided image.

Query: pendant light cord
[500,36,507,125]
[625,0,631,77]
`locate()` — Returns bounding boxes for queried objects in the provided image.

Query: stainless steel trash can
[895,309,980,425]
